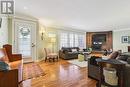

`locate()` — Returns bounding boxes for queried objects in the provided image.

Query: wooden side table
[96,59,125,87]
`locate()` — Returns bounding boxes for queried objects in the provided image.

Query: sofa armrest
[0,69,18,87]
[89,56,100,66]
[11,54,22,62]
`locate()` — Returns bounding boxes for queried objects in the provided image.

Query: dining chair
[44,48,58,62]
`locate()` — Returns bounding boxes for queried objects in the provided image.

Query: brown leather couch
[0,44,23,87]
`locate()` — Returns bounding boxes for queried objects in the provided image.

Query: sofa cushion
[0,61,10,71]
[9,60,22,69]
[116,55,128,61]
[73,47,79,51]
[71,48,77,52]
[9,60,23,82]
[62,47,72,53]
[118,60,128,64]
[62,47,80,53]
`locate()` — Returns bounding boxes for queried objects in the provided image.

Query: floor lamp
[50,37,56,52]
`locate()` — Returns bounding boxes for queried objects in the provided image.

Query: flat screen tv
[92,34,106,51]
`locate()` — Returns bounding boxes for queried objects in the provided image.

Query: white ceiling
[15,0,130,31]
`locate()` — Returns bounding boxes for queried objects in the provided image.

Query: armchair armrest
[11,54,22,62]
[0,69,18,87]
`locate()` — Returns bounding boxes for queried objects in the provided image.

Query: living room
[0,0,130,87]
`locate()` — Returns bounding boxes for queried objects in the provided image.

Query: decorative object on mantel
[122,36,130,43]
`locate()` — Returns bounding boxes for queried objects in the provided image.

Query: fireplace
[86,31,112,52]
[92,34,106,51]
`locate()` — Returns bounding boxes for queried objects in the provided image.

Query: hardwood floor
[22,59,97,87]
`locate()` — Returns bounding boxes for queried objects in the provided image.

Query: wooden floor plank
[21,59,97,87]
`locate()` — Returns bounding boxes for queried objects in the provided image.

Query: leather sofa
[88,51,130,87]
[0,44,23,87]
[118,53,130,87]
[59,47,79,59]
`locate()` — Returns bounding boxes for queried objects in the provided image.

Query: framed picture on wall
[122,36,129,43]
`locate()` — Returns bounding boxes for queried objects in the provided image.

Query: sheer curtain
[60,32,68,47]
[59,31,85,49]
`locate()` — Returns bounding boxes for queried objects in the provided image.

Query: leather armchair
[0,45,23,87]
[3,44,22,62]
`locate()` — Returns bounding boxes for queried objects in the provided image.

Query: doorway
[13,19,37,63]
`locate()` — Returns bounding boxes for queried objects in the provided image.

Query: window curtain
[59,31,85,49]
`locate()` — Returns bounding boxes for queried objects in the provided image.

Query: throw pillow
[71,49,77,52]
[109,51,119,59]
[0,61,10,71]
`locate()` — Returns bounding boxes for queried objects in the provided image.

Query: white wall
[38,25,86,60]
[113,29,130,52]
[0,17,8,47]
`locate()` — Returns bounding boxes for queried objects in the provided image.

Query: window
[74,34,78,47]
[60,32,85,49]
[60,33,68,47]
[69,33,74,47]
[78,35,84,49]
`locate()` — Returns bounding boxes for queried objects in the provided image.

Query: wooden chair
[44,48,58,62]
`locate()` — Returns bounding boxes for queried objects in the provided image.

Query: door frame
[12,19,37,61]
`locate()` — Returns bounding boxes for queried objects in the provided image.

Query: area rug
[68,59,88,67]
[23,63,45,80]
